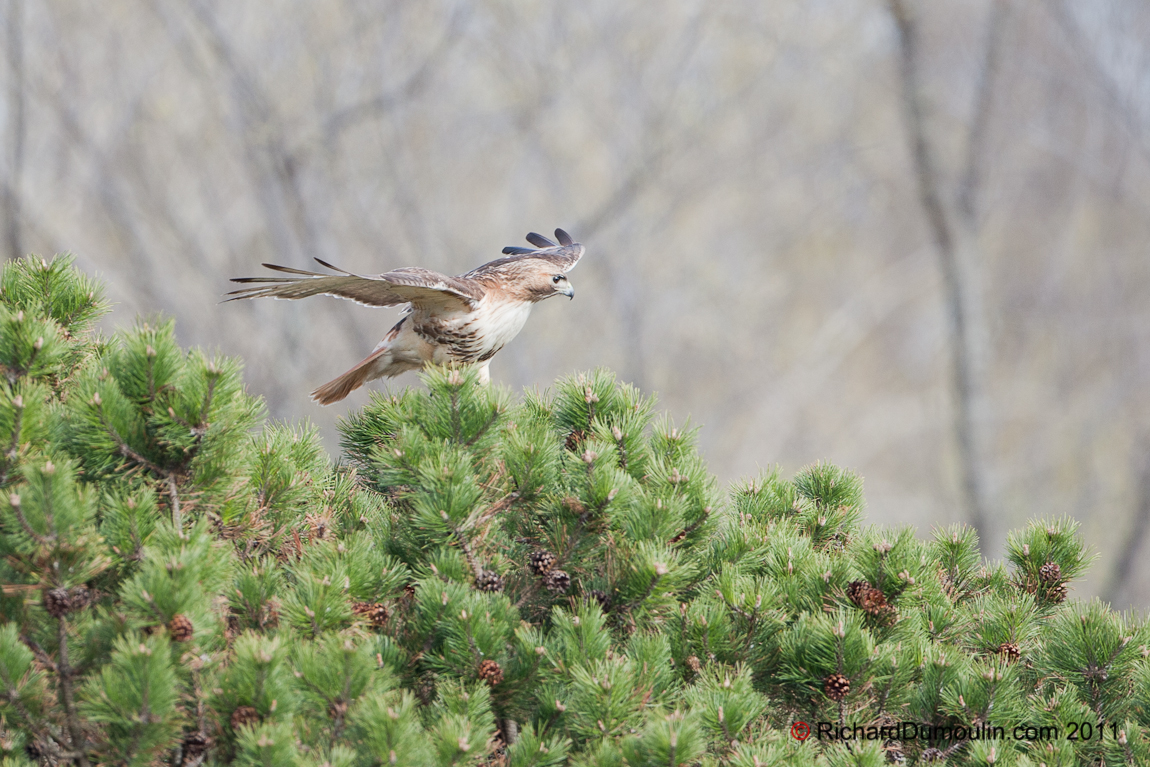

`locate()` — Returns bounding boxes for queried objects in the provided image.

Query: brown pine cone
[477,659,504,686]
[997,642,1021,662]
[230,705,260,731]
[327,698,349,719]
[860,587,889,615]
[846,580,872,607]
[561,496,586,514]
[24,739,44,761]
[42,585,90,618]
[920,747,945,762]
[564,430,586,451]
[168,614,194,642]
[181,731,212,760]
[1046,582,1069,603]
[544,569,570,594]
[415,675,436,705]
[261,599,281,629]
[685,655,702,674]
[824,672,850,702]
[1039,561,1061,584]
[351,601,389,628]
[587,589,611,611]
[528,550,556,576]
[43,587,72,618]
[475,570,505,593]
[883,739,905,764]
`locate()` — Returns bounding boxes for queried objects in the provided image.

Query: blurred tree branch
[888,0,1006,544]
[3,0,25,260]
[1046,0,1150,169]
[322,5,470,146]
[1105,441,1150,604]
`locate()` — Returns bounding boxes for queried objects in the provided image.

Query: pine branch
[55,617,91,767]
[167,475,182,530]
[8,492,50,545]
[0,394,23,485]
[462,408,500,448]
[440,511,482,579]
[197,370,218,428]
[94,401,184,526]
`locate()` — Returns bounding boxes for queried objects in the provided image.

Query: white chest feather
[477,298,533,350]
[407,297,533,363]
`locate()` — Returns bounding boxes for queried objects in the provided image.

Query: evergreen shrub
[0,256,1148,766]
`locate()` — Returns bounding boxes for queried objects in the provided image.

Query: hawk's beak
[559,284,575,300]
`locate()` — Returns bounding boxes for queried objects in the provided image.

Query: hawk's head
[497,263,574,303]
[471,228,584,303]
[545,271,575,301]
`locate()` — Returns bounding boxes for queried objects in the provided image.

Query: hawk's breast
[412,297,533,363]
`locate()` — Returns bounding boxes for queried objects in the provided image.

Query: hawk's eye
[552,275,563,284]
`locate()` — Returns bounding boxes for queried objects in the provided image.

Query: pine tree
[1,255,1148,766]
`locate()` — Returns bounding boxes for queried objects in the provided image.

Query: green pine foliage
[0,255,1148,766]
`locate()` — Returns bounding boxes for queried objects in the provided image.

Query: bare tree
[887,0,1007,545]
[3,0,25,260]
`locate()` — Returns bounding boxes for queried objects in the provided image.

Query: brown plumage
[227,229,583,404]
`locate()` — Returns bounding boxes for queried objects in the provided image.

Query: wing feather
[525,232,558,248]
[479,228,584,275]
[226,261,483,310]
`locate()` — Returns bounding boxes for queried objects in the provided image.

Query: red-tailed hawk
[227,228,583,404]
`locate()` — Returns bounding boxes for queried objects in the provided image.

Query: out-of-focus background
[3,1,1149,606]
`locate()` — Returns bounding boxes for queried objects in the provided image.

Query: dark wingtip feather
[554,228,573,246]
[525,232,557,248]
[313,257,349,274]
[501,246,535,255]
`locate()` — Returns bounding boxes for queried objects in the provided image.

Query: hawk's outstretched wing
[226,260,484,312]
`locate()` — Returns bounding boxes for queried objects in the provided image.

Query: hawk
[226,228,583,404]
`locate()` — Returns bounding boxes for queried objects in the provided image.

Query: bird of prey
[226,229,583,404]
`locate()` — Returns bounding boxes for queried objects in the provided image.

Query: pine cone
[528,550,556,576]
[685,655,702,674]
[262,599,281,629]
[1039,561,1061,584]
[920,747,944,762]
[475,570,505,593]
[43,587,72,618]
[230,705,260,731]
[565,429,586,451]
[42,585,90,618]
[415,675,436,705]
[1045,581,1068,603]
[997,642,1021,662]
[823,672,850,702]
[561,496,586,514]
[860,587,889,615]
[327,698,349,719]
[1082,665,1109,683]
[883,739,905,764]
[588,589,611,611]
[351,601,389,628]
[847,580,896,623]
[477,659,504,686]
[168,614,194,642]
[543,569,570,594]
[181,731,211,760]
[846,579,872,607]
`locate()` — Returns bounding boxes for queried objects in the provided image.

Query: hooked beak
[559,283,575,300]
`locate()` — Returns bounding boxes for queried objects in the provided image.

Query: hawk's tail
[310,348,388,405]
